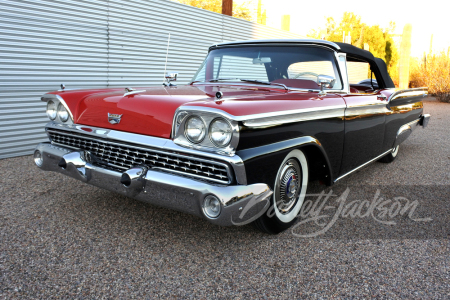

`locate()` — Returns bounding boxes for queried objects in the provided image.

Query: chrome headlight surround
[46,100,57,120]
[41,94,73,124]
[184,115,206,143]
[57,102,69,122]
[209,118,232,147]
[172,108,239,156]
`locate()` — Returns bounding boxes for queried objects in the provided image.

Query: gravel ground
[1,98,449,298]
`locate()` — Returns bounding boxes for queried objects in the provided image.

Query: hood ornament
[124,87,146,97]
[163,72,178,87]
[108,113,123,124]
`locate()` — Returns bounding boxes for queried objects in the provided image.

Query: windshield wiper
[239,79,288,90]
[190,78,237,84]
[208,78,240,82]
[205,78,288,90]
[239,79,271,85]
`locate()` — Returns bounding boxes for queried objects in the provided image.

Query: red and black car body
[34,39,430,233]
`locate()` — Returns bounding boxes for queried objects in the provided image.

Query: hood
[55,85,281,138]
[74,86,208,138]
[52,84,339,138]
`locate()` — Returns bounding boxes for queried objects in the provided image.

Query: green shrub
[410,51,450,103]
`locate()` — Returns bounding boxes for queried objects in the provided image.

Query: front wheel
[378,145,400,163]
[254,149,309,234]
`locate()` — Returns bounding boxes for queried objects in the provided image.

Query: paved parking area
[1,98,449,298]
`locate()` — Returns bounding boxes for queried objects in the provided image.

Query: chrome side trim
[345,103,390,117]
[179,105,347,128]
[334,149,392,182]
[41,93,74,124]
[242,107,345,128]
[387,102,423,116]
[388,87,428,104]
[44,122,247,185]
[345,98,389,108]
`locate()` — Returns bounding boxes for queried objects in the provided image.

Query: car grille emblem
[108,113,122,124]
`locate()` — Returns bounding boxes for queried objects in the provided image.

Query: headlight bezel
[172,108,239,156]
[57,102,69,122]
[184,115,207,144]
[209,117,232,148]
[46,100,57,120]
[41,94,73,124]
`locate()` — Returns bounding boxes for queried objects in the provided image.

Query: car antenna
[163,33,171,85]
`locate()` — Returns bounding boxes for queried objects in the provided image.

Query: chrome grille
[47,129,232,184]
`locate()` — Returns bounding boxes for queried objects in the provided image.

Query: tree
[364,25,386,61]
[410,51,450,102]
[261,9,266,25]
[256,0,266,25]
[325,12,364,44]
[233,1,252,21]
[384,22,399,85]
[174,0,252,21]
[308,12,400,83]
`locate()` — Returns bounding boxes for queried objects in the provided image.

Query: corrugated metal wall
[0,0,303,159]
[0,0,108,159]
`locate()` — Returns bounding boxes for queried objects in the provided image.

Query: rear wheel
[254,149,309,234]
[378,145,400,163]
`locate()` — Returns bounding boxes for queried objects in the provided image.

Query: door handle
[377,94,387,101]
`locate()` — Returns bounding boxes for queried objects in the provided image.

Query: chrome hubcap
[277,159,301,214]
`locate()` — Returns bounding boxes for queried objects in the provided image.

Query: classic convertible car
[34,39,430,234]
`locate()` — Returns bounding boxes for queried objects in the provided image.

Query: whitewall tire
[273,149,309,223]
[254,149,309,234]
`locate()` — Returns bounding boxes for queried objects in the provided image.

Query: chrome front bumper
[34,142,272,226]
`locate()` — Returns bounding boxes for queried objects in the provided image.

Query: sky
[241,0,450,57]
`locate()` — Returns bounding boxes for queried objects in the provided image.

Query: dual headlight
[46,100,71,123]
[173,111,238,156]
[185,116,232,147]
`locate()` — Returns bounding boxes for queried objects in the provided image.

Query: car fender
[236,136,333,187]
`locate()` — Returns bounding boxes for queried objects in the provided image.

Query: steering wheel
[293,71,319,79]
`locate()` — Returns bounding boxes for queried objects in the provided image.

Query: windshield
[192,45,343,90]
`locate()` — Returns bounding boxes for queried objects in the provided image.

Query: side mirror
[163,72,178,86]
[317,75,336,96]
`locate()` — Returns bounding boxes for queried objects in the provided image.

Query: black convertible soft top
[334,42,395,88]
[212,39,396,89]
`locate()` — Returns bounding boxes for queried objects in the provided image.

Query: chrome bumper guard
[420,113,431,128]
[34,143,273,226]
[394,114,431,148]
